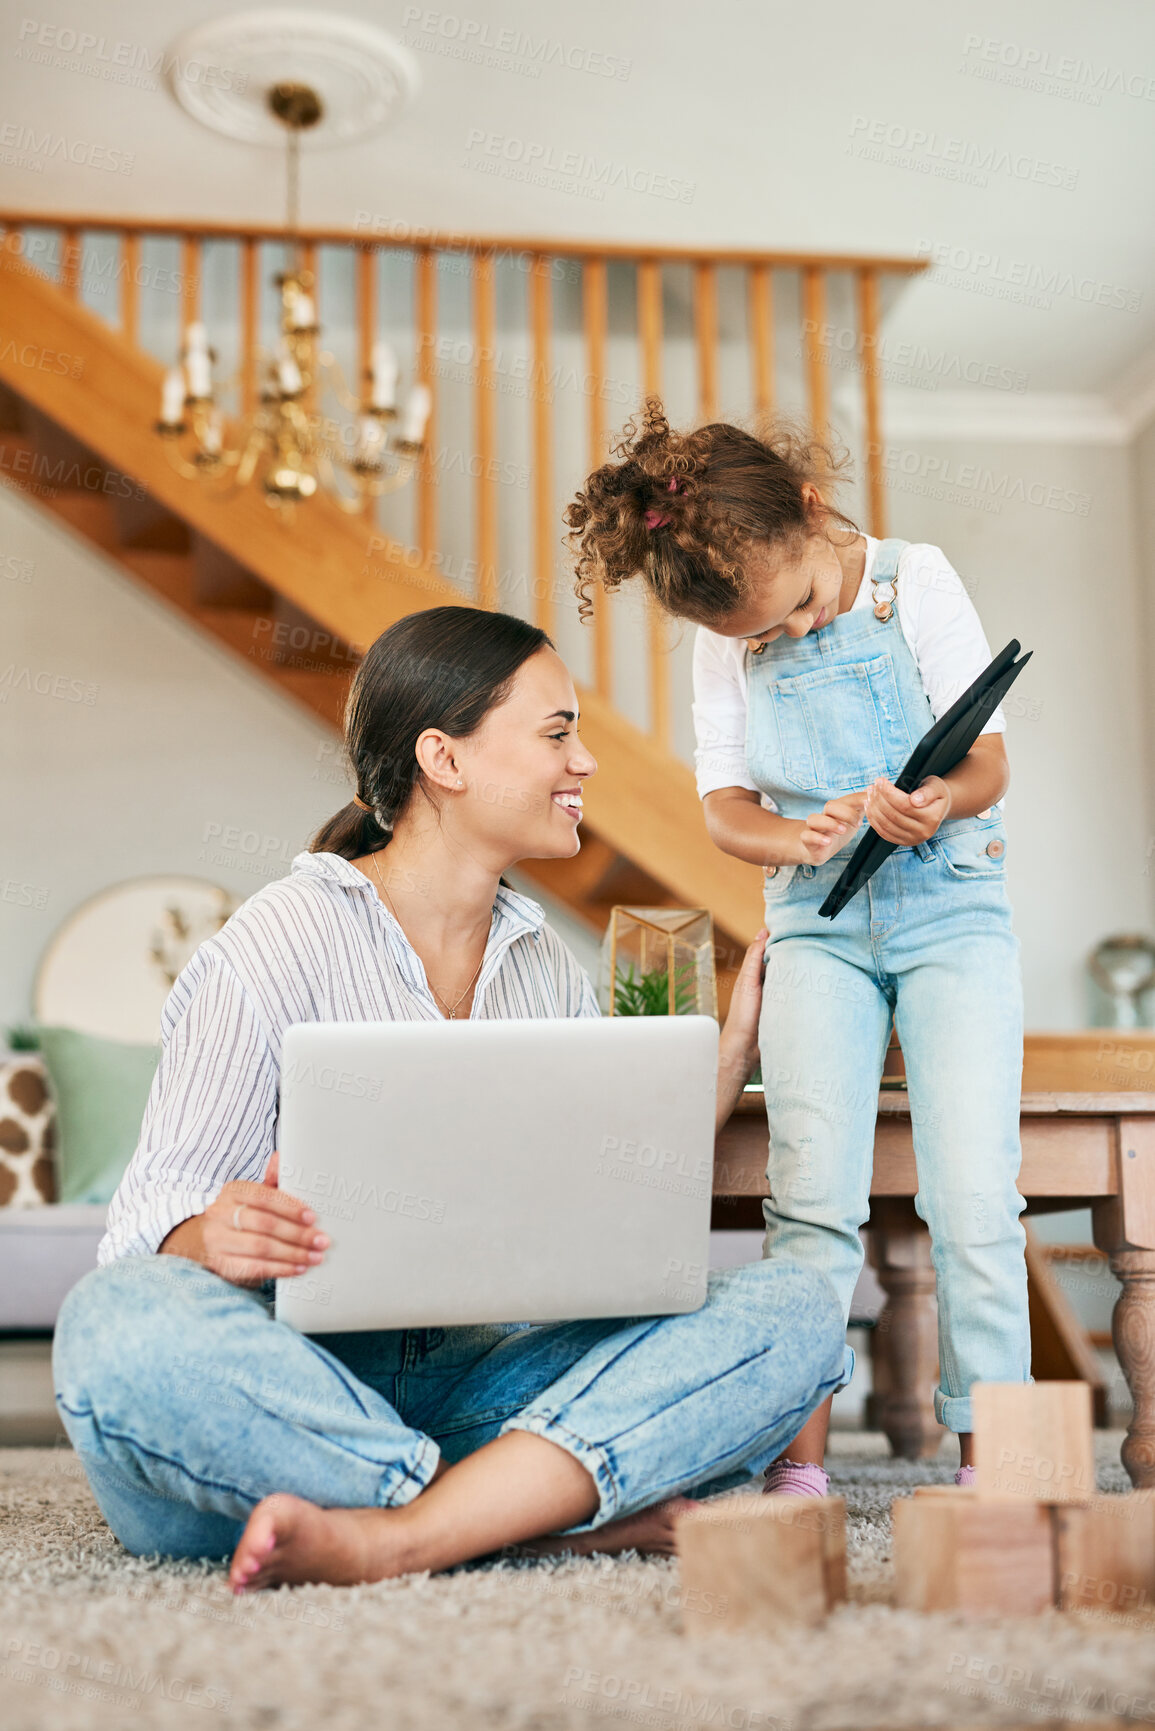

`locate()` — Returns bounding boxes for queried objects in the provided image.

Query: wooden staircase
[0,240,774,986]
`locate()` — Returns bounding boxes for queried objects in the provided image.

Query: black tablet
[817,639,1032,919]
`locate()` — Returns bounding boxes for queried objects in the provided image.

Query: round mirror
[33,876,238,1042]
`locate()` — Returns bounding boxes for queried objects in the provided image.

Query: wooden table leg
[1094,1120,1155,1487]
[865,1198,941,1460]
[1108,1250,1155,1486]
[1092,1234,1155,1489]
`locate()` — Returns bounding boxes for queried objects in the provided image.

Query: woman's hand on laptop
[160,1151,330,1286]
[715,928,769,1131]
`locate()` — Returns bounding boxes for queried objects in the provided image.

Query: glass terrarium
[598,907,718,1019]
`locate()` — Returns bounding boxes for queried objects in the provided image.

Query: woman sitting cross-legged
[52,605,850,1592]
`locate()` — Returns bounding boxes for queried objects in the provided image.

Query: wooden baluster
[637,258,669,752]
[857,266,887,537]
[181,235,201,333]
[748,262,774,419]
[356,246,375,400]
[414,248,437,563]
[638,259,662,395]
[801,264,829,437]
[695,260,718,422]
[240,237,259,415]
[584,256,611,698]
[120,230,139,343]
[356,246,376,517]
[529,253,555,638]
[474,249,498,611]
[60,226,80,298]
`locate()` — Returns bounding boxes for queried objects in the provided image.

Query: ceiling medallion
[165,9,419,148]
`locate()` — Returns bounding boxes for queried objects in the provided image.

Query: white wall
[0,486,349,1027]
[1130,415,1155,890]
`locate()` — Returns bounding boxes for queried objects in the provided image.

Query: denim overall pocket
[761,863,801,904]
[767,654,912,795]
[932,811,1008,881]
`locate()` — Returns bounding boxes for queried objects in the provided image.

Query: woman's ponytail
[309,799,392,861]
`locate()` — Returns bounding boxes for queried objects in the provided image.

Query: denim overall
[746,538,1029,1432]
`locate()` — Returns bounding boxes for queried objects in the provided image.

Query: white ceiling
[4,0,1154,433]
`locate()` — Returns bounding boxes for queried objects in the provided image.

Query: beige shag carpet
[1,1433,1152,1731]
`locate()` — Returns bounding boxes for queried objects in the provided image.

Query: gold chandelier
[155,81,430,514]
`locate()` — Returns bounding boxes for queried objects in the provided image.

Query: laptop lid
[274,1015,719,1332]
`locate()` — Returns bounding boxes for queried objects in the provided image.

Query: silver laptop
[274,1015,718,1332]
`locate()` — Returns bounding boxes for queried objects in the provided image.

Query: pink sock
[954,1464,976,1487]
[763,1458,829,1497]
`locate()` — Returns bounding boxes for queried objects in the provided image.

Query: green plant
[612,960,697,1017]
[4,1024,40,1051]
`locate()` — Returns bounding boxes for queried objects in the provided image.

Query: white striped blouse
[99,850,601,1265]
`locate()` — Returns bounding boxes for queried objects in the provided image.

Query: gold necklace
[370,851,489,1019]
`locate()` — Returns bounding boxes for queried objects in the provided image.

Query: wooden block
[892,1494,1056,1615]
[1056,1492,1155,1615]
[676,1494,846,1633]
[973,1382,1095,1502]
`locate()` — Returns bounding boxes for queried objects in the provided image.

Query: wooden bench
[712,1088,1155,1487]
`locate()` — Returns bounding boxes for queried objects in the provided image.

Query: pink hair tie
[644,474,679,531]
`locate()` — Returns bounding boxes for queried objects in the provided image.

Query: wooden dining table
[712,1088,1155,1487]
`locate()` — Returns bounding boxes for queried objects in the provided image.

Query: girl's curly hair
[564,396,860,630]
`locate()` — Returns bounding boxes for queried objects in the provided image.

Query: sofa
[0,1204,107,1328]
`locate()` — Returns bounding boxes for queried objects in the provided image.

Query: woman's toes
[229,1493,304,1592]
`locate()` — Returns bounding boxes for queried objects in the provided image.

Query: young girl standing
[566,399,1030,1491]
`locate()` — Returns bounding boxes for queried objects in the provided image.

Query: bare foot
[228,1476,696,1589]
[229,1494,409,1592]
[512,1496,700,1560]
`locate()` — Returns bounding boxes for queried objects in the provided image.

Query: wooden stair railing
[0,215,927,997]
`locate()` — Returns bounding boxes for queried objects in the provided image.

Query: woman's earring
[457,777,463,787]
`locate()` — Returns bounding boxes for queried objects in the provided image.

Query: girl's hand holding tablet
[796,771,953,864]
[864,773,953,846]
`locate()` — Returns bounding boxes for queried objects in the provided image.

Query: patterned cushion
[0,1056,57,1206]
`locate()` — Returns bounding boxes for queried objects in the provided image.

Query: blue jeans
[758,830,1030,1433]
[53,1255,850,1560]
